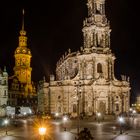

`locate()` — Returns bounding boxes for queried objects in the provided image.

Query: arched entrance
[98,101,106,114]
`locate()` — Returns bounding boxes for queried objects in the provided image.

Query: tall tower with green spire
[13,9,33,96]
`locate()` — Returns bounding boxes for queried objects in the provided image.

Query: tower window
[97,63,102,73]
[96,3,101,14]
[116,104,119,111]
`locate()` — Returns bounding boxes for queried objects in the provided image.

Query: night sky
[0,0,139,103]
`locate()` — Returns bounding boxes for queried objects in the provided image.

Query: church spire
[19,9,27,47]
[94,0,105,15]
[4,66,6,72]
[87,0,106,17]
[22,9,25,31]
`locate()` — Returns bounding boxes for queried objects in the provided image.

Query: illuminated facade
[131,96,140,113]
[8,10,37,108]
[0,67,8,116]
[38,0,131,116]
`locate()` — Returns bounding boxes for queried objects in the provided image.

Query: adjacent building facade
[38,0,131,116]
[0,67,8,117]
[37,78,50,114]
[131,96,140,113]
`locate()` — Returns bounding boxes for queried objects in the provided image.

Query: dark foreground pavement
[0,115,140,140]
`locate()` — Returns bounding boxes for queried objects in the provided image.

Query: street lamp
[55,112,59,119]
[63,116,68,131]
[23,112,27,118]
[133,110,136,113]
[132,110,136,119]
[97,112,101,123]
[4,119,9,135]
[39,127,46,140]
[118,116,124,134]
[129,108,133,118]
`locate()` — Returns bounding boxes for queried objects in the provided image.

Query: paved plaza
[0,115,140,140]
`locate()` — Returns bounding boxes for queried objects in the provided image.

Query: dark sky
[0,0,139,102]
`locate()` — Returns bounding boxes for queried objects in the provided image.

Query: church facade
[38,0,131,116]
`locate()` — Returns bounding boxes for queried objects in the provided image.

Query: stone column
[108,96,111,114]
[111,60,115,79]
[112,97,114,114]
[82,89,85,114]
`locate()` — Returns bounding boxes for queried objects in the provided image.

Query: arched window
[97,63,102,73]
[58,107,61,113]
[73,104,77,113]
[4,90,7,96]
[116,104,119,111]
[58,96,61,99]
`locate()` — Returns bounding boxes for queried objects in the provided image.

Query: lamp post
[39,127,46,140]
[23,112,27,118]
[129,108,132,112]
[132,109,136,119]
[55,112,59,119]
[97,112,101,123]
[4,119,8,135]
[112,126,116,134]
[129,108,132,118]
[118,116,124,134]
[63,116,68,131]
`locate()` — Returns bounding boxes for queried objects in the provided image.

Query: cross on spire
[22,9,25,31]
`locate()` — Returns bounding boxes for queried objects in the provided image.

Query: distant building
[38,0,131,116]
[37,78,50,114]
[6,106,33,117]
[136,96,140,104]
[8,10,37,111]
[0,67,8,117]
[131,96,140,112]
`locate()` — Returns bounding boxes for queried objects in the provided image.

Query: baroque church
[8,10,37,109]
[38,0,131,116]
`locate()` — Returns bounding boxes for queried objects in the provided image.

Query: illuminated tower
[83,0,110,52]
[13,10,33,95]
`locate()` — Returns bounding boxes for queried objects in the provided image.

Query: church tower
[83,0,110,51]
[13,10,33,95]
[8,9,37,110]
[82,0,114,80]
